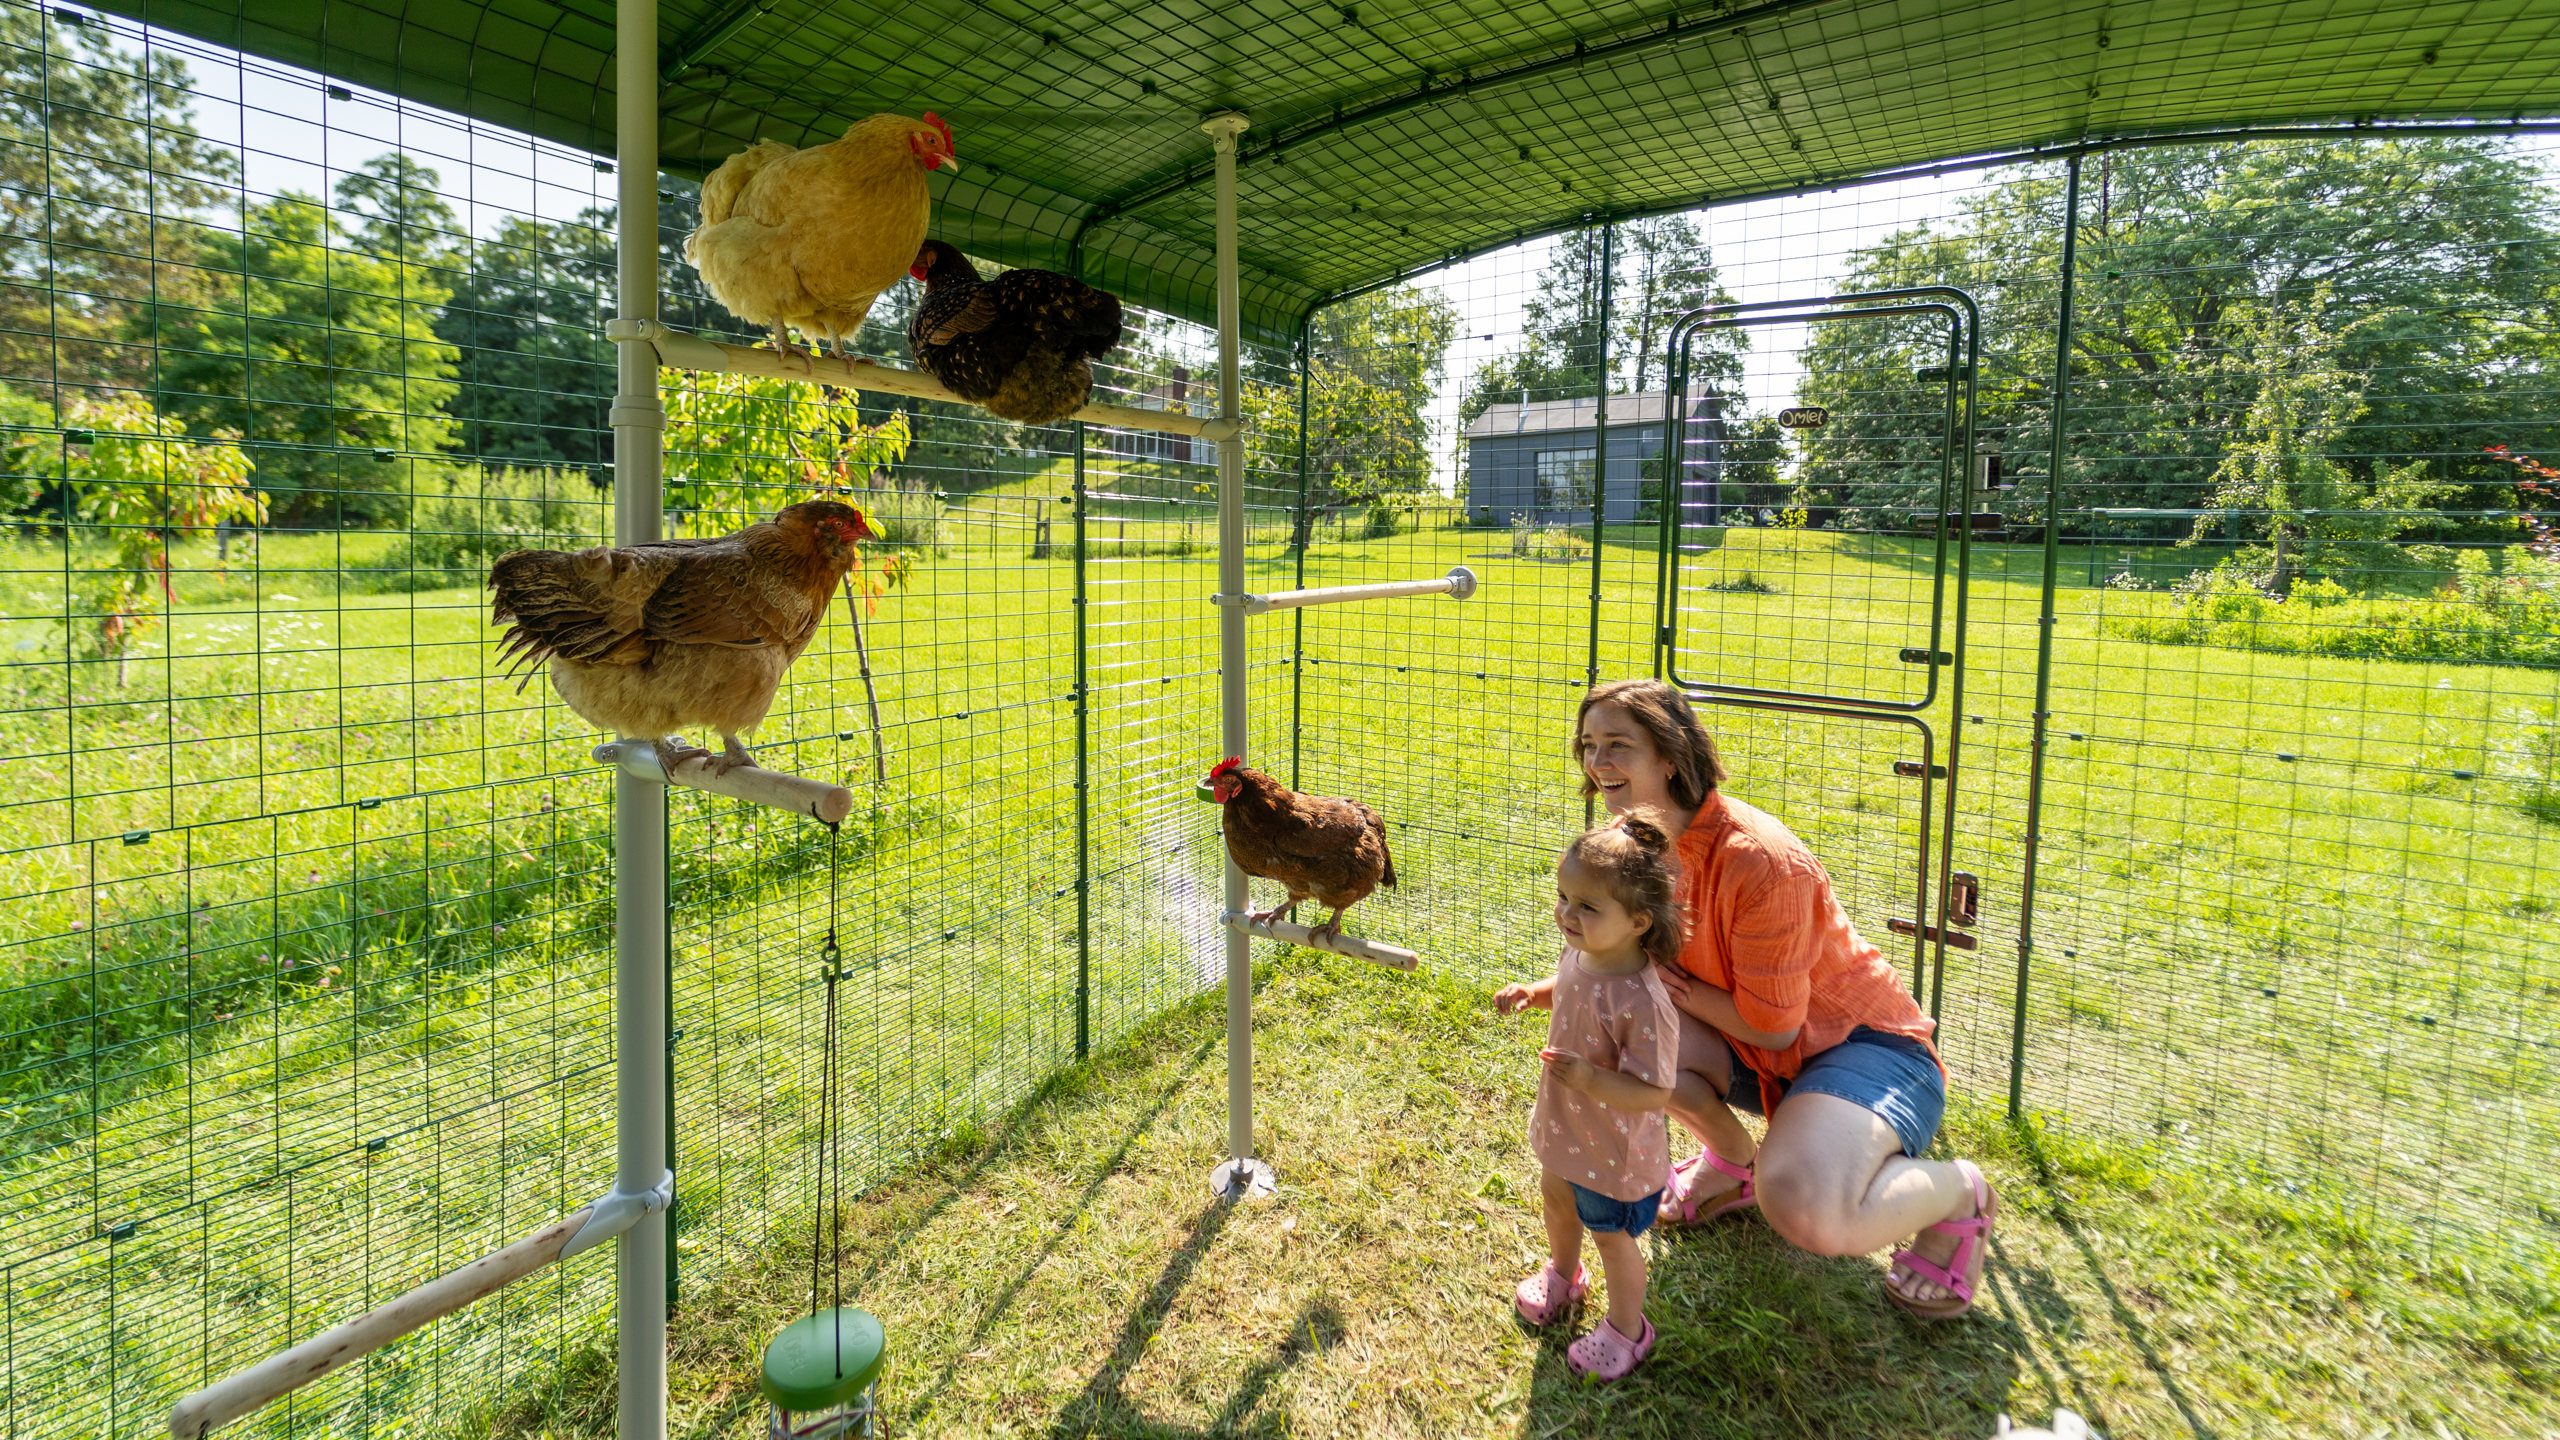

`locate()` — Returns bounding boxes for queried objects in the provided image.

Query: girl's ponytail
[1563,806,1685,966]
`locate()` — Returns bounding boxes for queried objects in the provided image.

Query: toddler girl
[1494,810,1682,1380]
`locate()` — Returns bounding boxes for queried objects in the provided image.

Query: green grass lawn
[471,955,2558,1440]
[0,513,2552,1438]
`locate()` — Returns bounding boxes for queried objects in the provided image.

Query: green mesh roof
[99,0,2560,343]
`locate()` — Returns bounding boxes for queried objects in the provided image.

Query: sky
[87,5,2560,497]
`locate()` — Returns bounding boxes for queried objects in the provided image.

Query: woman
[1512,677,1995,1316]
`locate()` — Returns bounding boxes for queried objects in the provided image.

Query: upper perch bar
[607,318,1242,441]
[1212,565,1478,617]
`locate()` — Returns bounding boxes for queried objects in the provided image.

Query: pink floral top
[1529,947,1679,1202]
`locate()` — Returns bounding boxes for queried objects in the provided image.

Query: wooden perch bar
[167,1170,669,1437]
[607,318,1240,440]
[1223,911,1420,971]
[593,740,855,824]
[166,1207,592,1438]
[1215,566,1477,617]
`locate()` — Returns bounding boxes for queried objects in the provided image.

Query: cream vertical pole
[612,0,669,1431]
[1200,111,1271,1201]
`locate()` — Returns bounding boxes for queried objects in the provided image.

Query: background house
[1462,391,1726,527]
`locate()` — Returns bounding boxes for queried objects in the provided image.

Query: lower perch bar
[1222,911,1419,971]
[593,740,854,824]
[166,1207,592,1438]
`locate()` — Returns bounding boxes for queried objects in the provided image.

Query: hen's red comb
[1209,756,1243,780]
[923,111,956,156]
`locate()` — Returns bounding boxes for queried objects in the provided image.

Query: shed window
[1535,447,1595,508]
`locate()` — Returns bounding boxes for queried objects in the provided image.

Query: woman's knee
[1752,1159,1849,1254]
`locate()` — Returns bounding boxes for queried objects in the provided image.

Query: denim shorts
[1721,1025,1946,1158]
[1570,1182,1661,1237]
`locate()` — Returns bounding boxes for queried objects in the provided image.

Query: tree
[63,394,261,680]
[1245,285,1456,544]
[1458,219,1745,433]
[438,212,615,467]
[148,157,464,524]
[0,10,236,399]
[1616,214,1741,396]
[1796,139,2559,535]
[2186,291,2456,594]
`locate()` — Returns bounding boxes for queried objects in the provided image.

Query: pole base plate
[1207,1157,1276,1201]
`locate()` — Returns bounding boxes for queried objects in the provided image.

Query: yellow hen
[683,112,960,364]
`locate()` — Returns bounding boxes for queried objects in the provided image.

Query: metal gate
[1653,290,1983,1008]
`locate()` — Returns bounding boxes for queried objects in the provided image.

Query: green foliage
[1508,518,1588,560]
[349,465,607,592]
[147,156,465,525]
[2104,552,2560,666]
[60,394,261,664]
[1243,285,1456,545]
[0,10,236,397]
[2184,289,2461,592]
[661,368,920,613]
[0,387,69,514]
[1457,221,1746,434]
[1796,139,2560,533]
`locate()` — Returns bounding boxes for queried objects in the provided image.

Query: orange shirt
[1673,793,1938,1110]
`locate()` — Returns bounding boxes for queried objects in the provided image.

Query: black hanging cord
[805,818,845,1378]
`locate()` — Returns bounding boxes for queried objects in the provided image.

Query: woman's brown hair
[1574,678,1727,811]
[1563,808,1684,966]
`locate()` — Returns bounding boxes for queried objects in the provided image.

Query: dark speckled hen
[905,240,1124,424]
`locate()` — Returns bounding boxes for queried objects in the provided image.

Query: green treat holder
[761,1307,886,1437]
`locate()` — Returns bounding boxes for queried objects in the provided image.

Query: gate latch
[1887,917,1979,951]
[1949,872,1979,927]
[1898,647,1954,666]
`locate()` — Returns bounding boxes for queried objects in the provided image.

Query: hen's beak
[936,153,963,174]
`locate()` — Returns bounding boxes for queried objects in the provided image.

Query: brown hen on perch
[489,500,876,775]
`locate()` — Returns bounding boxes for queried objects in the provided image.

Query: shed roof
[94,0,2560,346]
[1462,391,1709,439]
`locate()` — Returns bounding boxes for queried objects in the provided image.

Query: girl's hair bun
[1562,807,1684,965]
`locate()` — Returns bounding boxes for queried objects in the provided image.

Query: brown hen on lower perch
[488,500,876,774]
[1205,757,1397,940]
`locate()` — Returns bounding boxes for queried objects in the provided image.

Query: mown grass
[1,506,2552,1438]
[467,954,2559,1440]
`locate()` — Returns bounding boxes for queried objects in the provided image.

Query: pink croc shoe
[1513,1262,1587,1326]
[1661,1147,1756,1227]
[1565,1314,1656,1380]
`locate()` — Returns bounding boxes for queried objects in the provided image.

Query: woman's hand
[1495,974,1557,1016]
[1538,1047,1596,1093]
[1651,962,1799,1051]
[1653,962,1693,1003]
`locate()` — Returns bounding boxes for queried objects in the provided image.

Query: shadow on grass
[885,1028,1223,1424]
[1034,1201,1345,1439]
[2009,1116,2218,1440]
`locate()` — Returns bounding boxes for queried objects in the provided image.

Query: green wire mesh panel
[0,10,628,1435]
[2018,138,2560,1260]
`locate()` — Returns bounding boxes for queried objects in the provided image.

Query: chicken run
[11,0,2551,1435]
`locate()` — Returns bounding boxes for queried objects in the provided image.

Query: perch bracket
[559,1168,676,1262]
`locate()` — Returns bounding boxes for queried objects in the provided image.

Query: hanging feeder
[761,1305,886,1439]
[762,820,886,1440]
